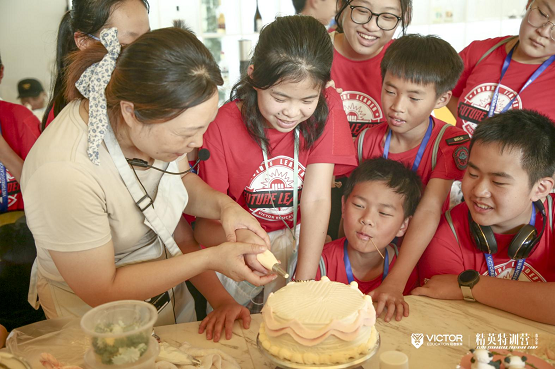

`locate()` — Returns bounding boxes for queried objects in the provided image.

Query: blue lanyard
[343,239,389,284]
[484,204,536,280]
[488,43,555,118]
[383,117,433,172]
[0,124,8,213]
[261,128,299,239]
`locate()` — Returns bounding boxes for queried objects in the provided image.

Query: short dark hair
[66,27,222,125]
[335,0,412,35]
[380,34,463,97]
[0,50,2,67]
[292,0,307,13]
[343,157,423,217]
[231,15,333,152]
[470,110,555,187]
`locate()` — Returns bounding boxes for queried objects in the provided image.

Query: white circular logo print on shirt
[244,155,305,222]
[484,260,546,282]
[340,91,383,123]
[462,83,522,135]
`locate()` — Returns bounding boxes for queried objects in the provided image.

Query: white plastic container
[83,336,159,369]
[380,350,409,369]
[81,300,158,367]
[0,352,32,369]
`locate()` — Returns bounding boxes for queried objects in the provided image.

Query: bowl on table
[81,300,158,367]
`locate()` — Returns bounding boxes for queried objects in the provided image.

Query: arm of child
[295,163,334,280]
[0,133,24,183]
[182,172,270,248]
[173,218,258,342]
[412,275,555,325]
[369,178,453,322]
[194,218,227,247]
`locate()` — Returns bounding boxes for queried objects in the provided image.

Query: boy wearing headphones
[414,110,555,325]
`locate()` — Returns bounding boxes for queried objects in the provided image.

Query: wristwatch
[458,269,480,302]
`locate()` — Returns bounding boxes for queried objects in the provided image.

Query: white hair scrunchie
[75,27,121,165]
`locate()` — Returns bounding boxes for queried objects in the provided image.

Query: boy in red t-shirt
[317,157,422,321]
[342,34,469,321]
[414,110,555,325]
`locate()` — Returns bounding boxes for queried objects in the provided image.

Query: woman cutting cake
[20,27,275,341]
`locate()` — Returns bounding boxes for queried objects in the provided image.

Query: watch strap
[460,285,476,302]
[458,269,480,302]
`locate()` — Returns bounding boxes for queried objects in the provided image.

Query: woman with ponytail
[21,27,274,342]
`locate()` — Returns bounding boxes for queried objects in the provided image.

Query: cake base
[256,330,380,369]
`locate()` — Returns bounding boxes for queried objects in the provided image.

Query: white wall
[0,0,67,103]
[0,0,529,104]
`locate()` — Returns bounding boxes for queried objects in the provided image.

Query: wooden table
[154,296,555,368]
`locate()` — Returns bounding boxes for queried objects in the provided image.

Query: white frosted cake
[259,276,378,365]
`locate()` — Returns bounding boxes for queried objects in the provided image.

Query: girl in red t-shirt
[195,16,356,308]
[330,0,413,136]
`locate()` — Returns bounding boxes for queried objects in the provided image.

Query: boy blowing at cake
[414,110,555,325]
[318,157,422,320]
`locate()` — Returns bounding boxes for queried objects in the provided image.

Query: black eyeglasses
[349,5,401,31]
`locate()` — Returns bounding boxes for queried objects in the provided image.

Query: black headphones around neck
[468,200,546,260]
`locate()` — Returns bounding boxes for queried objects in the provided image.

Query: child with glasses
[447,0,555,136]
[326,0,411,245]
[330,0,412,137]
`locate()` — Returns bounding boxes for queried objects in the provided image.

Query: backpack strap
[431,124,450,171]
[357,128,369,162]
[476,36,518,66]
[547,195,553,230]
[391,243,399,257]
[444,209,461,248]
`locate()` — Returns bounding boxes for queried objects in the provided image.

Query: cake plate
[256,332,380,369]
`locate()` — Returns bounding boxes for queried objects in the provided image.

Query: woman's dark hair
[65,27,222,125]
[292,0,307,13]
[230,15,333,151]
[334,0,412,35]
[42,0,150,131]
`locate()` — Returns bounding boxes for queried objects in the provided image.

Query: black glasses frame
[349,5,401,31]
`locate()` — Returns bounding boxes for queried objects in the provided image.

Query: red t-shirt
[199,87,356,233]
[341,118,469,210]
[418,195,555,284]
[0,101,41,212]
[316,237,418,295]
[330,33,393,137]
[453,36,555,136]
